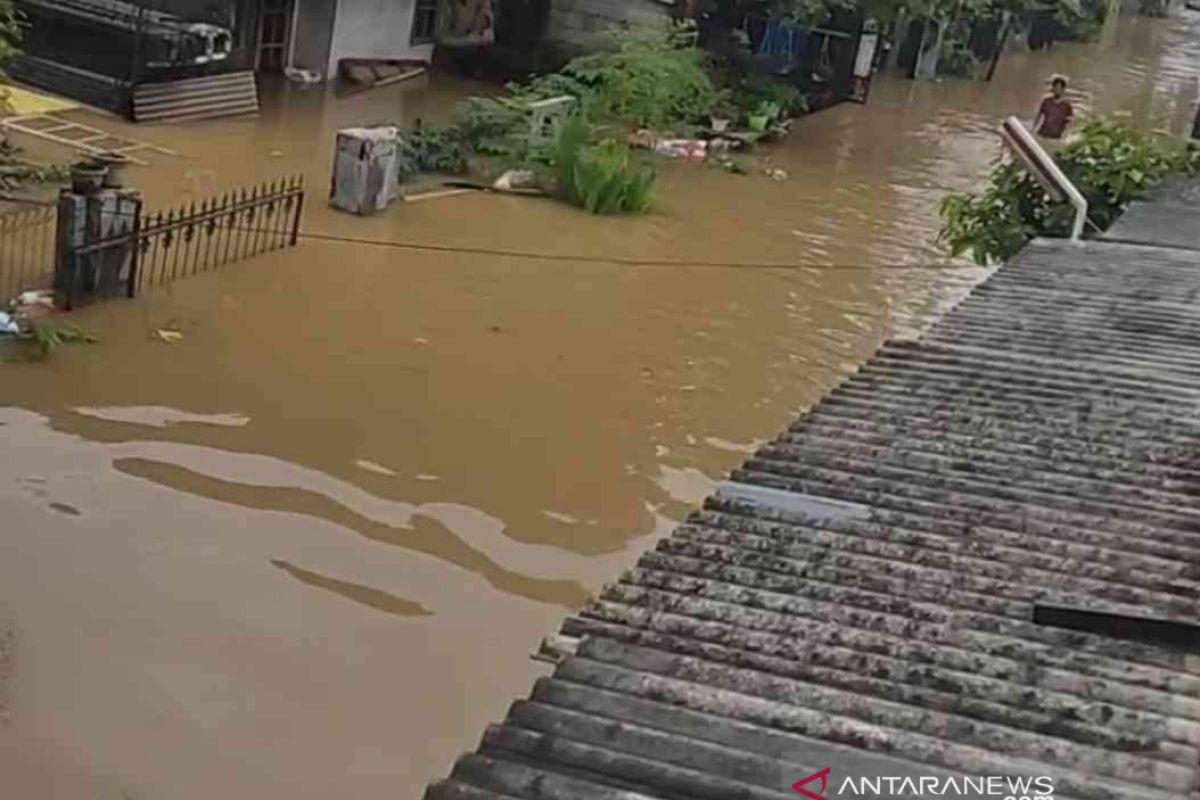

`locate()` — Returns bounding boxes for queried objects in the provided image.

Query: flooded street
[3,10,1200,800]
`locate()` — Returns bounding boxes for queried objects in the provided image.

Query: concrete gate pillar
[55,186,141,307]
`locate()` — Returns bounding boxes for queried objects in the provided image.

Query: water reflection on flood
[2,10,1199,800]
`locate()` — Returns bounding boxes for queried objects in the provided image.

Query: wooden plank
[0,113,176,165]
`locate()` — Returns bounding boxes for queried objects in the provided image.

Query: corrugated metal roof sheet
[422,199,1200,800]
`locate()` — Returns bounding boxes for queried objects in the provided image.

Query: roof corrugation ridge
[422,191,1200,799]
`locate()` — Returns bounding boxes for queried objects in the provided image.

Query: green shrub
[938,160,1043,265]
[734,74,802,118]
[7,319,97,361]
[555,115,657,215]
[453,96,532,160]
[561,29,716,130]
[938,116,1192,264]
[1055,116,1180,229]
[449,27,713,166]
[395,126,470,182]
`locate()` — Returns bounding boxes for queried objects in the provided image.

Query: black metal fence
[62,175,304,308]
[0,204,57,302]
[133,175,304,293]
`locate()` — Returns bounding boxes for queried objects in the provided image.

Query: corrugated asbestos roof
[422,192,1200,800]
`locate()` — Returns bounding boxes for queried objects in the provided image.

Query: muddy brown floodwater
[2,10,1199,800]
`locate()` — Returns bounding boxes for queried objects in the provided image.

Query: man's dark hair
[1051,76,1067,89]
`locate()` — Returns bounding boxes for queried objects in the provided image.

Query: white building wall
[325,0,435,79]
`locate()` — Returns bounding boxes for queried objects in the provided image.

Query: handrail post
[1000,116,1087,242]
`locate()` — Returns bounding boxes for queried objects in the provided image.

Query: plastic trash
[17,290,54,308]
[0,311,18,335]
[284,67,322,85]
[654,139,708,160]
[152,329,183,343]
[493,170,536,191]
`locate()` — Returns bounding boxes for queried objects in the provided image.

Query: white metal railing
[1000,115,1088,241]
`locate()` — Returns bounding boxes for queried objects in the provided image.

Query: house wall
[324,0,435,79]
[541,0,671,60]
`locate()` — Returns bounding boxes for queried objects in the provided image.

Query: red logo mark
[792,768,831,800]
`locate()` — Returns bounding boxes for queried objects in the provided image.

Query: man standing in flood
[1034,75,1074,139]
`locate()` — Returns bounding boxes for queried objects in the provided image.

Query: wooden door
[256,0,293,71]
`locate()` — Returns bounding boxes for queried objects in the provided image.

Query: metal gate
[0,204,57,302]
[62,175,304,308]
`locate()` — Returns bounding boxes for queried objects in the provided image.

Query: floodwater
[2,10,1199,800]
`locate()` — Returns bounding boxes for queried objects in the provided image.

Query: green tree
[0,0,24,112]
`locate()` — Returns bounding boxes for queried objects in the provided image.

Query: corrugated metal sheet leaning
[422,185,1200,800]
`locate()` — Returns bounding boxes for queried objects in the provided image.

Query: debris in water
[0,311,18,335]
[704,436,760,454]
[766,167,788,181]
[414,337,429,345]
[48,502,81,516]
[73,407,249,428]
[713,157,749,174]
[283,67,322,86]
[415,474,441,482]
[355,459,398,477]
[493,170,536,192]
[542,510,579,524]
[152,329,183,343]
[654,139,708,160]
[16,290,54,308]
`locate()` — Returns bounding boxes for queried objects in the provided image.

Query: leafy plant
[755,100,782,119]
[938,160,1042,265]
[555,115,657,215]
[452,75,590,165]
[711,89,738,121]
[446,27,714,177]
[453,96,532,160]
[732,74,801,119]
[11,319,97,360]
[938,115,1190,264]
[395,126,469,182]
[561,29,717,130]
[0,0,20,68]
[1054,116,1180,229]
